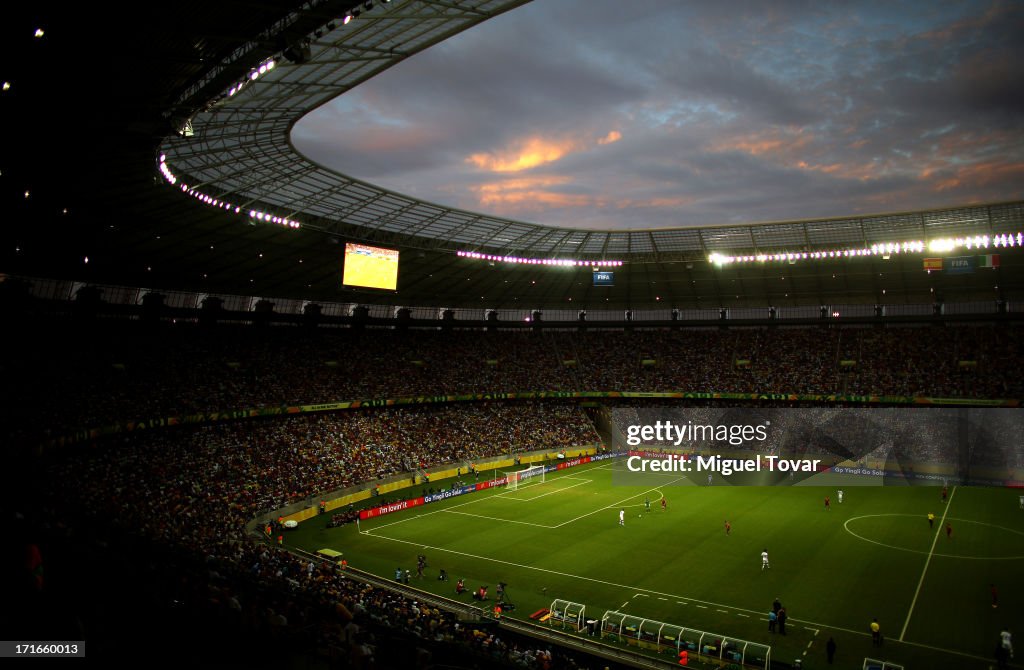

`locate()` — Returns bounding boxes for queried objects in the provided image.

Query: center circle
[843,514,1024,560]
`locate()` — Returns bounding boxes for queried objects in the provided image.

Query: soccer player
[1019,495,1023,510]
[991,583,999,609]
[619,509,625,526]
[661,496,667,511]
[824,496,831,511]
[946,522,953,539]
[837,489,844,504]
[725,520,731,535]
[942,485,948,502]
[645,496,651,512]
[870,618,881,646]
[927,512,935,529]
[707,473,713,486]
[761,549,770,570]
[1000,627,1013,659]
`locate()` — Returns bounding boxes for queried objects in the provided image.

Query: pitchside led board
[593,271,614,286]
[342,243,399,290]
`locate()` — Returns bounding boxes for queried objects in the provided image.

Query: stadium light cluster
[222,1,391,102]
[227,58,276,98]
[927,234,1022,252]
[158,155,300,229]
[457,251,624,267]
[709,234,1022,266]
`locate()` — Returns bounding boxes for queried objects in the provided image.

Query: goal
[507,465,546,491]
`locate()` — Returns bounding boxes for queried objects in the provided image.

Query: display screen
[343,243,399,290]
[593,271,614,286]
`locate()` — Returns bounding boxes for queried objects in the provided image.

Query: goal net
[507,465,546,491]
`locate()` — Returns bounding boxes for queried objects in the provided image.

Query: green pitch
[287,460,1024,669]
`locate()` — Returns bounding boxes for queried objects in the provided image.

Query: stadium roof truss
[159,0,1024,265]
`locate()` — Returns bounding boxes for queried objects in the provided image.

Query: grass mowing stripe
[311,465,1019,668]
[361,517,1006,668]
[899,485,956,641]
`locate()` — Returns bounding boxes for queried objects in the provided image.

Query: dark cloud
[292,0,1024,230]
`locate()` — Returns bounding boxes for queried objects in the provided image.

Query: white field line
[442,509,554,528]
[498,479,593,502]
[362,525,1000,665]
[553,478,688,528]
[365,459,617,530]
[900,485,956,641]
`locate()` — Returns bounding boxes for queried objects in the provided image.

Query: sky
[291,0,1024,230]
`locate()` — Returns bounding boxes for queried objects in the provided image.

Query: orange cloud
[708,128,814,157]
[795,160,880,181]
[468,176,699,220]
[466,131,623,173]
[930,162,1024,192]
[613,196,697,210]
[467,137,577,173]
[472,176,594,209]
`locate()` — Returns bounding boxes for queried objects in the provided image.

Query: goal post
[507,464,546,491]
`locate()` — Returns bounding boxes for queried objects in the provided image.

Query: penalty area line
[552,477,688,528]
[442,509,554,528]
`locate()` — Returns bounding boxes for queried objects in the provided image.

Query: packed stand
[3,322,1021,442]
[16,402,604,667]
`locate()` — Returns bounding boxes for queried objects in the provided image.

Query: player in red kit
[946,522,953,539]
[661,496,667,511]
[724,520,731,535]
[824,496,831,511]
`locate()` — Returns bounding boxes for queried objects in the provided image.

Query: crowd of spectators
[3,322,1021,443]
[14,400,605,668]
[6,318,1020,667]
[48,401,596,526]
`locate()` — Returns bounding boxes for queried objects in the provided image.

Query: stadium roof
[2,0,1022,310]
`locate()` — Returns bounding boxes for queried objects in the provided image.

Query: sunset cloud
[293,0,1024,229]
[471,176,597,211]
[466,130,624,173]
[708,128,814,158]
[467,137,580,173]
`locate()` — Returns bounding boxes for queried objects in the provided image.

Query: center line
[900,486,956,641]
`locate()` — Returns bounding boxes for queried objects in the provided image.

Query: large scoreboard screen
[342,243,399,290]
